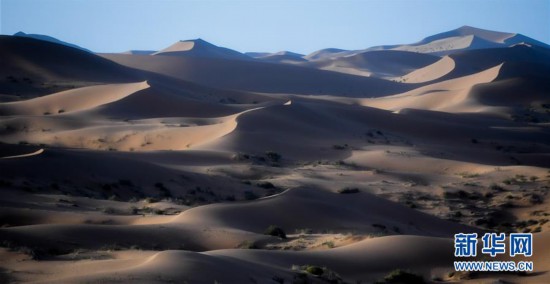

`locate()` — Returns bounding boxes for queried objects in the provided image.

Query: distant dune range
[1,26,550,283]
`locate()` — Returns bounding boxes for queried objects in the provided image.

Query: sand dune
[302,26,549,68]
[361,63,503,113]
[469,62,550,109]
[0,88,282,151]
[248,51,307,64]
[0,35,265,105]
[365,26,549,55]
[0,36,138,89]
[39,235,453,283]
[422,25,549,49]
[153,39,250,61]
[20,232,550,283]
[308,50,440,78]
[304,48,349,60]
[14,31,91,52]
[202,95,550,162]
[401,56,456,83]
[175,187,476,237]
[0,81,149,116]
[362,45,550,120]
[427,25,517,44]
[413,44,550,84]
[0,185,474,266]
[101,52,413,97]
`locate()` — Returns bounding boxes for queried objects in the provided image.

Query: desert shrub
[232,152,250,161]
[16,247,54,260]
[449,211,463,218]
[264,225,287,239]
[332,144,348,150]
[447,271,472,280]
[101,207,115,214]
[467,192,481,200]
[139,207,155,214]
[405,200,417,208]
[236,240,258,249]
[372,223,387,230]
[265,151,281,162]
[154,182,172,198]
[457,172,479,178]
[244,191,259,200]
[305,265,324,276]
[515,174,528,182]
[499,201,515,209]
[292,272,309,284]
[257,181,275,189]
[530,194,543,204]
[296,228,313,234]
[293,265,343,283]
[442,191,454,200]
[489,183,504,191]
[379,269,425,284]
[144,197,159,203]
[129,206,139,215]
[337,187,359,194]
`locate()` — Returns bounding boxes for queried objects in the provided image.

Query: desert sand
[1,26,549,283]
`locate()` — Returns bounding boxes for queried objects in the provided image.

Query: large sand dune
[402,44,550,84]
[0,81,150,116]
[101,52,413,97]
[306,50,440,78]
[0,36,139,99]
[153,39,250,61]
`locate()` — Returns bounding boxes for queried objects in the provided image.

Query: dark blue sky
[1,0,549,54]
